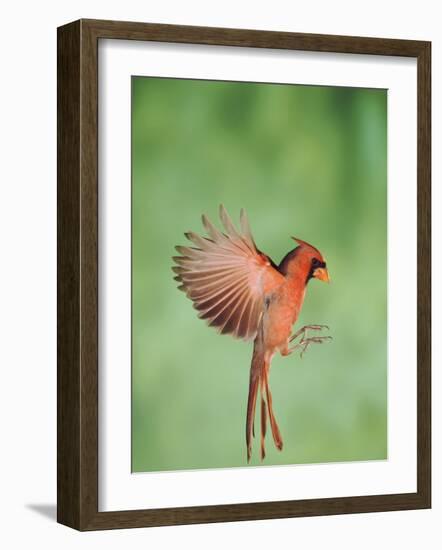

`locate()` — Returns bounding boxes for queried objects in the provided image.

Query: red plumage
[173,206,331,461]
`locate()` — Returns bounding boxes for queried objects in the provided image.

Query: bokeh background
[132,77,387,472]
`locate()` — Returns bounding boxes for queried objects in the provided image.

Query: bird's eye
[312,258,320,267]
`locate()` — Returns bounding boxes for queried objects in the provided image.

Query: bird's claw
[289,335,333,358]
[289,324,329,343]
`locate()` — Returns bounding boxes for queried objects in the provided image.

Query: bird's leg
[289,334,333,357]
[283,325,331,357]
[289,324,329,343]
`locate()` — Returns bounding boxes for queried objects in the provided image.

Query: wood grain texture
[416,42,431,507]
[83,18,427,56]
[57,18,431,531]
[57,20,81,529]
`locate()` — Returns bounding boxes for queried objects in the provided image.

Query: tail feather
[260,390,267,460]
[246,362,260,462]
[246,329,283,461]
[264,367,283,451]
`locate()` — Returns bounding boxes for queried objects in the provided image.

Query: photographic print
[57,20,431,529]
[131,76,387,472]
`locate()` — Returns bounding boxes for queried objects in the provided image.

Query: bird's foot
[288,335,332,358]
[289,324,329,343]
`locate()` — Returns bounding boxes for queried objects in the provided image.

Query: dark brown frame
[57,18,431,531]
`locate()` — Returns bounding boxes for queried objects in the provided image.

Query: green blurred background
[131,77,387,472]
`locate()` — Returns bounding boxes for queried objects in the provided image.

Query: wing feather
[173,206,285,341]
[240,208,257,250]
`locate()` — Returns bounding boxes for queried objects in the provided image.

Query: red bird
[173,206,331,461]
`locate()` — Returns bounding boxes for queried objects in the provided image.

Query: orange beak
[314,267,330,283]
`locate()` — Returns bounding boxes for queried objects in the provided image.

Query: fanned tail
[246,327,283,462]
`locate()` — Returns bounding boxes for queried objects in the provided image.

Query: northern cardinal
[173,205,331,461]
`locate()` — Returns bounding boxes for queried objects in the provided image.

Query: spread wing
[173,205,285,341]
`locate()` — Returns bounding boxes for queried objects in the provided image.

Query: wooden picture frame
[57,18,431,530]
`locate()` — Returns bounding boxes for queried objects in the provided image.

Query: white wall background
[0,1,439,548]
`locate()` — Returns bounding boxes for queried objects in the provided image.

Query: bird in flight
[173,205,331,461]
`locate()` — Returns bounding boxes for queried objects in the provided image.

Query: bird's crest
[291,236,321,257]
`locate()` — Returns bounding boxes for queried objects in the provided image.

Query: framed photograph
[57,19,431,530]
